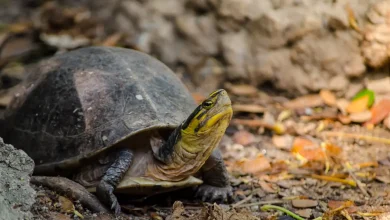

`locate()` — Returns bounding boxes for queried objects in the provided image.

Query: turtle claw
[195,184,233,204]
[96,180,121,215]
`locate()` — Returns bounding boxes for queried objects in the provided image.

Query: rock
[252,49,310,94]
[295,209,312,218]
[328,75,349,91]
[217,0,272,21]
[0,137,36,220]
[292,199,318,208]
[102,0,379,95]
[362,0,390,68]
[221,30,252,80]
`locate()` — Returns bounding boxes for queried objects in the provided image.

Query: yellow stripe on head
[181,89,232,135]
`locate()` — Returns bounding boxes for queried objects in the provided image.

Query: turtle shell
[1,46,197,174]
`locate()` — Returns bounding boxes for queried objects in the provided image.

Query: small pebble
[292,199,318,208]
[295,209,312,218]
[136,94,143,100]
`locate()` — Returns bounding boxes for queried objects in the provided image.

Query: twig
[232,195,253,208]
[311,174,356,187]
[235,200,285,208]
[345,165,370,197]
[321,131,390,145]
[260,205,305,220]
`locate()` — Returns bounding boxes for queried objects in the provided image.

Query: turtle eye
[202,100,213,109]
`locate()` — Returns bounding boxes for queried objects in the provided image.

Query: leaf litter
[0,2,389,219]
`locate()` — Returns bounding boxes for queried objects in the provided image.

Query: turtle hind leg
[196,148,233,203]
[96,148,133,215]
[30,176,109,213]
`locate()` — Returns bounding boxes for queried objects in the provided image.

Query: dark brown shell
[1,46,196,172]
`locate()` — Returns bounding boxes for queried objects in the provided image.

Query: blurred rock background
[1,0,390,99]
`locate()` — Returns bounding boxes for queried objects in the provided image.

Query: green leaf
[352,89,375,107]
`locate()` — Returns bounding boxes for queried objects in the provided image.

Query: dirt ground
[1,0,390,219]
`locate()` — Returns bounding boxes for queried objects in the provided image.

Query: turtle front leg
[195,148,233,203]
[96,148,133,215]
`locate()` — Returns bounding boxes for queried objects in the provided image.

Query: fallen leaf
[291,137,324,161]
[364,99,390,125]
[291,138,341,163]
[58,196,74,213]
[258,180,278,193]
[311,174,356,186]
[234,154,271,174]
[225,83,258,96]
[328,200,357,213]
[349,110,372,123]
[295,209,312,218]
[320,89,337,106]
[346,95,370,113]
[292,199,318,208]
[324,142,342,157]
[352,89,375,107]
[232,130,255,146]
[284,95,324,109]
[100,33,122,47]
[232,104,265,113]
[272,135,293,150]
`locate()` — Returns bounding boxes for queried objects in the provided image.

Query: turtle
[0,46,234,214]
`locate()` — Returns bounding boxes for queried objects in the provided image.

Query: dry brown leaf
[346,95,369,113]
[349,110,372,123]
[58,196,75,213]
[232,104,265,113]
[327,200,357,213]
[101,33,122,47]
[291,137,341,162]
[272,135,293,150]
[258,180,277,193]
[232,130,255,146]
[320,89,337,106]
[225,83,258,96]
[234,155,271,174]
[284,94,324,109]
[295,209,312,218]
[364,98,390,125]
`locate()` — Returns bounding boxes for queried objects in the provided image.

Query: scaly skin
[195,148,233,203]
[96,148,133,214]
[150,89,233,202]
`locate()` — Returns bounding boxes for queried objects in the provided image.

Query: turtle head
[181,89,232,135]
[149,89,232,181]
